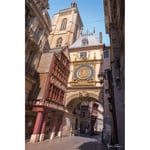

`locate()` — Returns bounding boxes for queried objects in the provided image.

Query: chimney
[99,32,103,43]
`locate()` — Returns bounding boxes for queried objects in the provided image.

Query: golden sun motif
[78,67,90,79]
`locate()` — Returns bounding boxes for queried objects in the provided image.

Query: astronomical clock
[70,63,96,86]
[74,64,94,80]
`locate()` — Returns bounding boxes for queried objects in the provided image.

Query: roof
[49,48,62,53]
[69,34,102,49]
[37,47,70,73]
[49,47,70,61]
[37,53,53,73]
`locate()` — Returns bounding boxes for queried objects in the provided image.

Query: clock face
[74,64,94,80]
[77,67,91,79]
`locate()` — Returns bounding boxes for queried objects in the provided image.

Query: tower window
[56,37,63,47]
[60,18,67,30]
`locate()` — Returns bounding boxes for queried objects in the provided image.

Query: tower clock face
[74,64,94,80]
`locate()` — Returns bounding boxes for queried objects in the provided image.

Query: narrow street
[25,1,124,150]
[26,135,107,150]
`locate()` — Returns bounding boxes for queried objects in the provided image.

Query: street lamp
[98,73,105,84]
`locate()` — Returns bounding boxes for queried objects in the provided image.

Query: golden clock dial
[74,64,94,80]
[78,67,90,79]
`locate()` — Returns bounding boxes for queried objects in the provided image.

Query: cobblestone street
[26,135,107,150]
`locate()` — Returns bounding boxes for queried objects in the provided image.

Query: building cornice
[69,45,103,52]
[72,59,102,64]
[67,86,103,90]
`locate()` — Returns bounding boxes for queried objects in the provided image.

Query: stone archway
[62,91,104,137]
[65,91,103,107]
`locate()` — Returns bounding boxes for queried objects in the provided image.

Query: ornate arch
[65,92,101,107]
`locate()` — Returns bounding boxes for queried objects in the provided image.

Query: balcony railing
[26,99,65,109]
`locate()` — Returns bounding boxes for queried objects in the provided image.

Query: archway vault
[65,90,103,107]
[63,90,104,136]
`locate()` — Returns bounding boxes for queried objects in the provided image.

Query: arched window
[56,37,63,47]
[60,18,67,30]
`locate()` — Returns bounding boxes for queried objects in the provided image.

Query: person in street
[78,128,80,136]
[85,128,88,136]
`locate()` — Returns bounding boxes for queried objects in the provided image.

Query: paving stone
[26,135,107,150]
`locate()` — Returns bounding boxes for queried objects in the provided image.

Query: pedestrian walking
[78,128,80,136]
[85,128,88,136]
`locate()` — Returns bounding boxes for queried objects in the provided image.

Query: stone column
[30,112,43,143]
[39,113,48,142]
[49,112,57,140]
[57,115,64,137]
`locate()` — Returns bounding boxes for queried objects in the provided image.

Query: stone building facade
[46,3,84,137]
[25,1,83,142]
[103,0,125,149]
[25,1,106,143]
[65,33,104,136]
[47,2,104,137]
[48,2,83,49]
[25,0,51,141]
[100,45,114,144]
[27,47,70,143]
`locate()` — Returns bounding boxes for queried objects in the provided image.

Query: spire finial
[71,0,77,8]
[93,27,95,34]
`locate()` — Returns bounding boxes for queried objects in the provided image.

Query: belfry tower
[49,2,83,48]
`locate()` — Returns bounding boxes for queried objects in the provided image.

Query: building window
[56,37,63,47]
[60,18,67,30]
[80,52,87,59]
[34,26,43,42]
[105,89,110,94]
[28,51,35,64]
[82,38,88,46]
[81,112,86,118]
[104,51,109,58]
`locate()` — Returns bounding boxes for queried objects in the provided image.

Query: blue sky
[48,0,110,45]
